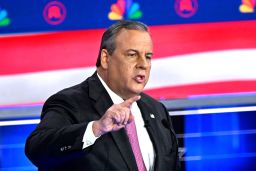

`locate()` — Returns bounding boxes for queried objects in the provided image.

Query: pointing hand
[92,95,140,137]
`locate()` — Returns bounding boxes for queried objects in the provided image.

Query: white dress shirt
[82,73,155,171]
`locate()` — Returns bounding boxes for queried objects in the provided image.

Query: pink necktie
[125,121,147,171]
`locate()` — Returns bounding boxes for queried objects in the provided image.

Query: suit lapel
[88,72,138,171]
[110,129,138,171]
[137,99,162,170]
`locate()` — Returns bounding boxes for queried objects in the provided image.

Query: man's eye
[146,54,152,59]
[128,53,137,57]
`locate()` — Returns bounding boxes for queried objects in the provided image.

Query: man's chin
[131,88,144,96]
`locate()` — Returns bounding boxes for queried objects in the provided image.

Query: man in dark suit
[25,20,180,171]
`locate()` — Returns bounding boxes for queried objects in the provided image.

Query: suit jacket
[25,72,180,171]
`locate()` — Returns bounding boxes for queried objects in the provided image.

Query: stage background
[1,0,256,170]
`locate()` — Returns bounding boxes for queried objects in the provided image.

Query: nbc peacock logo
[0,6,10,27]
[108,0,142,20]
[239,0,255,13]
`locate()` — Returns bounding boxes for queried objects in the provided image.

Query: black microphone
[162,119,170,129]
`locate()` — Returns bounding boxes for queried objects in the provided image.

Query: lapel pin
[150,113,155,118]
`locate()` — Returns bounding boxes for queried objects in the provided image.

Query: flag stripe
[1,49,256,105]
[1,20,256,75]
[145,81,256,99]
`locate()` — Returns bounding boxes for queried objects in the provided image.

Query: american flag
[1,20,256,106]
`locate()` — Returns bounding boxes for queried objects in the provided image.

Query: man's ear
[100,49,109,69]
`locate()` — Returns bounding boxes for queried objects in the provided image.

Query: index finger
[120,95,141,108]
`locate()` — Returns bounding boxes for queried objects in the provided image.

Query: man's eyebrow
[146,52,153,56]
[126,49,138,53]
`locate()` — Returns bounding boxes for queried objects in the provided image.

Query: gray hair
[96,20,149,67]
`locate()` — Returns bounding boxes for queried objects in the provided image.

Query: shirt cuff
[82,121,99,149]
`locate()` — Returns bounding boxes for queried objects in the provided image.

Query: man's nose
[136,55,150,69]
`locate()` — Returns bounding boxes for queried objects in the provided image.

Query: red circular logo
[43,1,67,25]
[175,0,198,18]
